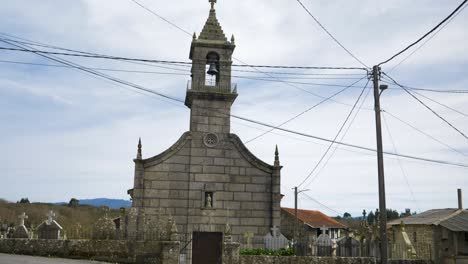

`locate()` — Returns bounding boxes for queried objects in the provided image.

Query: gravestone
[264,226,289,250]
[12,212,30,239]
[316,226,333,256]
[37,210,63,240]
[92,215,117,240]
[336,236,361,257]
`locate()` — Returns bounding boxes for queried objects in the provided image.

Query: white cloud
[0,0,467,215]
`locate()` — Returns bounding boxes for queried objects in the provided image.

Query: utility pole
[372,65,388,264]
[294,187,298,242]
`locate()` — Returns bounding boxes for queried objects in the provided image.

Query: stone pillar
[222,241,240,264]
[161,241,180,264]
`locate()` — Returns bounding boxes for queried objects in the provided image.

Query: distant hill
[56,198,131,209]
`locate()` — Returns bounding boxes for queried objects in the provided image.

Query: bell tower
[185,0,237,135]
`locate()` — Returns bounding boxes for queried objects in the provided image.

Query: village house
[388,189,468,264]
[124,1,282,263]
[281,207,347,241]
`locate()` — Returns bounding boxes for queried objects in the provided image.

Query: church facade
[125,0,282,262]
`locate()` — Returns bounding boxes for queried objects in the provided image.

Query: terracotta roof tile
[282,207,347,229]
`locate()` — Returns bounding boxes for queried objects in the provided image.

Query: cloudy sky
[0,0,467,216]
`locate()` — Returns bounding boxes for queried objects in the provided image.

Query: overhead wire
[295,0,369,69]
[388,3,467,73]
[244,77,367,144]
[125,0,373,112]
[297,79,371,188]
[301,192,343,216]
[384,73,468,141]
[0,58,372,91]
[301,79,373,189]
[380,77,468,94]
[409,90,468,119]
[3,39,468,169]
[382,113,421,212]
[379,0,468,66]
[383,110,467,158]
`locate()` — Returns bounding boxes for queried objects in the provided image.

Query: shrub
[240,247,294,256]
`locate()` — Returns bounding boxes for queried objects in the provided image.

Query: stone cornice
[228,134,280,173]
[142,132,192,168]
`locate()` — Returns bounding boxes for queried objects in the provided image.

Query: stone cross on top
[320,226,329,235]
[18,212,28,226]
[271,226,279,237]
[46,210,56,225]
[209,0,217,9]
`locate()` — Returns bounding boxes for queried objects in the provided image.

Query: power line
[245,77,367,144]
[384,74,468,141]
[383,110,467,158]
[382,114,421,212]
[302,80,373,189]
[130,0,192,36]
[4,39,468,169]
[410,90,468,118]
[0,58,372,91]
[297,79,370,188]
[389,4,467,72]
[380,76,468,94]
[295,0,369,69]
[379,0,468,66]
[301,192,342,216]
[0,45,367,70]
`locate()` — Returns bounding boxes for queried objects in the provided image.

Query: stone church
[125,0,282,262]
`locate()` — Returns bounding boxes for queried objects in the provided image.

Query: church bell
[207,62,218,76]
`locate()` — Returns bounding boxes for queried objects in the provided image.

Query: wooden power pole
[372,65,388,264]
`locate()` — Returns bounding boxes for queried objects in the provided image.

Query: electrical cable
[295,0,369,69]
[302,80,373,189]
[382,113,422,212]
[384,73,468,140]
[379,0,468,66]
[244,77,367,144]
[409,90,468,119]
[389,4,467,73]
[301,192,343,216]
[383,110,467,158]
[297,79,370,188]
[0,45,366,71]
[3,38,468,169]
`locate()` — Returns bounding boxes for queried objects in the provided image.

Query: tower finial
[274,145,280,166]
[137,138,142,160]
[209,0,217,9]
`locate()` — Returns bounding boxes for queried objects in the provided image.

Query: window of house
[413,232,417,243]
[465,232,468,243]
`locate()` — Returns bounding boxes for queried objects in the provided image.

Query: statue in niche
[205,193,213,208]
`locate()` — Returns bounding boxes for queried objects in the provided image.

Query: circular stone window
[203,133,219,148]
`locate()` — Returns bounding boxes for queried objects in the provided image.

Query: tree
[343,212,352,219]
[367,211,375,225]
[18,198,30,204]
[386,209,400,220]
[68,198,80,208]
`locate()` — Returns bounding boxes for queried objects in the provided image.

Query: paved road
[0,254,110,264]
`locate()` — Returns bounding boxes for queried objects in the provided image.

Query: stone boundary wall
[240,256,434,264]
[0,239,179,264]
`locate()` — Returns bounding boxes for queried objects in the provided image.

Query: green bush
[240,247,294,256]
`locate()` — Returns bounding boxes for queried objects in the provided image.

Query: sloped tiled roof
[199,8,227,41]
[440,210,468,232]
[387,208,462,226]
[282,207,347,229]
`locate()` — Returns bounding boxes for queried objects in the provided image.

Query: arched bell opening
[205,52,220,87]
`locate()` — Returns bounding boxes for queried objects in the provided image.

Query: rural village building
[281,207,347,241]
[124,0,282,263]
[388,189,467,264]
